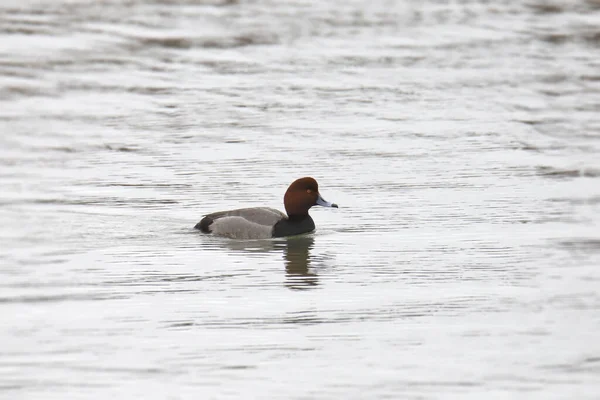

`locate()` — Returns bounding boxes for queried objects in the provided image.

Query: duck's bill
[316,193,338,208]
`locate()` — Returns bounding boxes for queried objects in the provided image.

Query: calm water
[1,0,600,398]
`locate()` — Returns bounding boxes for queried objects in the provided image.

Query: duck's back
[195,207,287,239]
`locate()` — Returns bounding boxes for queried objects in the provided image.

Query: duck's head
[284,177,338,218]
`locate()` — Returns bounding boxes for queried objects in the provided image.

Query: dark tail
[194,216,213,233]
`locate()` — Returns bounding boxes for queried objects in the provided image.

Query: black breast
[272,216,315,237]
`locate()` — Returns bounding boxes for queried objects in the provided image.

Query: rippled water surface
[1,0,600,398]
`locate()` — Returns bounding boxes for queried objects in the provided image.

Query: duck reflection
[212,235,319,290]
[282,236,318,291]
[223,239,275,252]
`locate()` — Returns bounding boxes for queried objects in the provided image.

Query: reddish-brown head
[284,177,338,217]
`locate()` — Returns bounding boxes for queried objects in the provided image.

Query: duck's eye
[306,189,312,194]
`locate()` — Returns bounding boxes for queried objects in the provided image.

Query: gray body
[197,207,287,240]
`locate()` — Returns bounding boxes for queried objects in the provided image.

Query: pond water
[1,0,599,398]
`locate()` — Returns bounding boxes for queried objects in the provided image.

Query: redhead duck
[195,177,338,239]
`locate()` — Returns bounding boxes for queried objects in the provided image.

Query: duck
[195,177,338,239]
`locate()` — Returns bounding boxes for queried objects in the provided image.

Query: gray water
[1,0,600,398]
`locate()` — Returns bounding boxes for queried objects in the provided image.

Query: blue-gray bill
[316,194,338,208]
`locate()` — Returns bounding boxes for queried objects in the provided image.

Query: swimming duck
[195,177,338,239]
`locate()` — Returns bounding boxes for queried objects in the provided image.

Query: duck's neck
[272,214,315,237]
[287,213,309,222]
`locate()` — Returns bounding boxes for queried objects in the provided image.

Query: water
[1,0,600,398]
